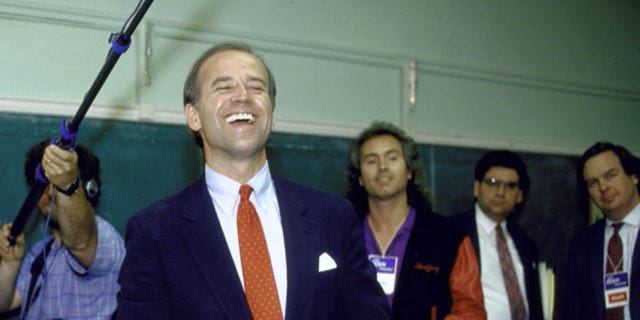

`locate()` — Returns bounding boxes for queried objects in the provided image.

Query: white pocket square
[318,252,337,272]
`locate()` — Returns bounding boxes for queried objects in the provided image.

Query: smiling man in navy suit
[116,42,389,320]
[566,142,640,320]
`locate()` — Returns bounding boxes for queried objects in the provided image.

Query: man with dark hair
[117,42,389,319]
[0,140,124,319]
[345,121,485,319]
[451,150,543,320]
[566,142,640,320]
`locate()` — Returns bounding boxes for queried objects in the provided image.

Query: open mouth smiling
[225,112,255,124]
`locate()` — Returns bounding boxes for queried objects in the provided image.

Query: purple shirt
[363,207,416,307]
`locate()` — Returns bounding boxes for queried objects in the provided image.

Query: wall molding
[1,97,616,156]
[0,2,119,30]
[416,62,640,102]
[3,1,637,102]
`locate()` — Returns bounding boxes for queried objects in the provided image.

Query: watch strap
[55,177,80,196]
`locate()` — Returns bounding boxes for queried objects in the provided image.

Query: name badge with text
[604,272,629,309]
[369,255,398,295]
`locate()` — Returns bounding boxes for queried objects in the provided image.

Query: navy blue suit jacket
[565,219,640,320]
[451,209,543,320]
[117,176,390,319]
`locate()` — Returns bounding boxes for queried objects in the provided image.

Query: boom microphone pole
[9,0,154,245]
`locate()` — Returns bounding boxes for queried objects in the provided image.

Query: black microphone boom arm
[9,0,154,245]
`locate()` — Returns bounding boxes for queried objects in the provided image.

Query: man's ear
[184,104,201,131]
[473,180,480,198]
[516,190,523,204]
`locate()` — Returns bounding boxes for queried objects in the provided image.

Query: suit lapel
[590,221,606,316]
[506,222,532,272]
[631,226,640,319]
[397,211,426,287]
[274,178,320,320]
[178,177,252,320]
[466,211,481,267]
[507,220,543,319]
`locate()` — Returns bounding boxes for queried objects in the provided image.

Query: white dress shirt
[604,203,640,320]
[475,204,529,320]
[205,161,288,315]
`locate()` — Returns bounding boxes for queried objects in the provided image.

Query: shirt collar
[475,203,505,236]
[205,161,272,217]
[606,202,640,228]
[401,207,417,233]
[363,206,416,256]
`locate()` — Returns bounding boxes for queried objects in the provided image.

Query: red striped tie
[496,225,527,320]
[237,184,283,320]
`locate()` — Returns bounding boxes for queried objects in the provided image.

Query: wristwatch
[56,177,80,196]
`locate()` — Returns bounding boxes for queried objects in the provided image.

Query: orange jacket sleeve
[444,236,486,320]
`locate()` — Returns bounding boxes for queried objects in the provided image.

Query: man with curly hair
[345,121,485,320]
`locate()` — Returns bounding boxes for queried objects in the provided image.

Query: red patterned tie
[237,184,283,320]
[604,222,624,320]
[496,225,527,320]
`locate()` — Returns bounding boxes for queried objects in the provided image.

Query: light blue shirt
[205,161,288,315]
[16,215,125,319]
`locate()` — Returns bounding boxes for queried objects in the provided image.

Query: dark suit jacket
[451,209,543,320]
[392,211,484,319]
[117,176,390,319]
[565,218,640,320]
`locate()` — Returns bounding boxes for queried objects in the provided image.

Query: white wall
[1,0,638,154]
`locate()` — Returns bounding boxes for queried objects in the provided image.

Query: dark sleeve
[526,238,544,320]
[117,214,170,320]
[340,205,392,319]
[563,234,584,320]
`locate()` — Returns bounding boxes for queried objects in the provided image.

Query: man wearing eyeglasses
[451,150,543,320]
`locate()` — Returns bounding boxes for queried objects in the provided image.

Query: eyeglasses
[482,178,519,191]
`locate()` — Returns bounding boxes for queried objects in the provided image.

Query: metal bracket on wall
[409,60,417,112]
[143,21,153,86]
